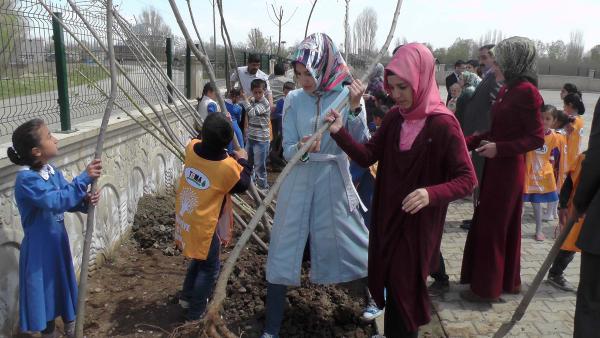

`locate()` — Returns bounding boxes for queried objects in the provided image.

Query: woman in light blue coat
[261,33,370,338]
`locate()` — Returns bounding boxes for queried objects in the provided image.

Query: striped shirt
[241,97,271,142]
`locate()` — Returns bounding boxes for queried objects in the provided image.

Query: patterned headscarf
[292,33,352,95]
[494,36,537,84]
[461,71,481,88]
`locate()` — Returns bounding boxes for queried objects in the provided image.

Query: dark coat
[461,71,500,136]
[575,97,600,255]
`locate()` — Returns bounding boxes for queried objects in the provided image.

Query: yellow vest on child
[561,153,586,252]
[175,139,243,259]
[566,115,584,172]
[525,130,561,194]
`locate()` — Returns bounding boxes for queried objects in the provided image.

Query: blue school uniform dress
[14,164,92,331]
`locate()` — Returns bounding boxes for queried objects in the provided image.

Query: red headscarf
[384,43,454,150]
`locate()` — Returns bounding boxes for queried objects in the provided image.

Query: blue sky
[112,0,600,52]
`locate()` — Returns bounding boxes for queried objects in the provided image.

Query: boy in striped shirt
[241,78,271,190]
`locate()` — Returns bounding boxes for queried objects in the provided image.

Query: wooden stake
[74,1,117,336]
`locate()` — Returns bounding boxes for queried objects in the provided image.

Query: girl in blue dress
[7,119,102,337]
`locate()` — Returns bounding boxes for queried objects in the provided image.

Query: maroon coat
[332,109,476,331]
[460,81,544,299]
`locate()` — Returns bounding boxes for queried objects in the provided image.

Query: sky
[112,0,600,53]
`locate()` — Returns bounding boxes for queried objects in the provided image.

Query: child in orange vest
[563,93,586,171]
[524,107,562,241]
[547,152,587,292]
[175,113,252,320]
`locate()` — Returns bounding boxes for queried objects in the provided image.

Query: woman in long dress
[261,33,370,338]
[327,43,477,337]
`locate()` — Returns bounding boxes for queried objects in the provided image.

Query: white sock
[532,202,543,235]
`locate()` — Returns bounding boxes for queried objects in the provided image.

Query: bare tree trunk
[216,0,243,93]
[344,0,350,62]
[74,1,117,336]
[186,0,208,56]
[212,0,217,62]
[304,0,317,38]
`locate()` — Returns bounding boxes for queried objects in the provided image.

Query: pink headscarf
[384,43,454,150]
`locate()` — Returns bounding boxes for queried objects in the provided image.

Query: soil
[80,193,375,337]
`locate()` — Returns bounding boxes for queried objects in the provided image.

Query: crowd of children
[518,83,589,291]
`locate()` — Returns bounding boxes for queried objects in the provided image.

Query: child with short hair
[240,78,271,190]
[225,87,245,150]
[175,113,252,320]
[523,108,562,241]
[563,93,586,171]
[8,119,102,338]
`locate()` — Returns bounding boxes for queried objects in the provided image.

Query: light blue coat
[266,88,370,286]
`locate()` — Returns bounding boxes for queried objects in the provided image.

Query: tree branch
[75,0,117,336]
[304,0,317,38]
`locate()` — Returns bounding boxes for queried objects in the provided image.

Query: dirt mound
[132,194,180,256]
[119,193,374,337]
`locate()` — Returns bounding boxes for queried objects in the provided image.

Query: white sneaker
[362,305,384,321]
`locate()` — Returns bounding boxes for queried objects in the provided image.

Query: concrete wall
[0,105,190,336]
[436,66,600,92]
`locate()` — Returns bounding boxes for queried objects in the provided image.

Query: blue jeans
[246,139,269,189]
[181,232,221,320]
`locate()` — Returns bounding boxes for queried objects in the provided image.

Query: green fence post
[185,44,191,99]
[166,37,173,103]
[52,12,72,132]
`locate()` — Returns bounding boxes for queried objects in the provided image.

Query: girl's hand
[86,190,101,206]
[86,159,102,179]
[325,109,344,134]
[299,135,321,153]
[402,188,429,214]
[475,142,497,158]
[349,79,366,109]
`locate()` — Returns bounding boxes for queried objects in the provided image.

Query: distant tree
[566,30,584,62]
[352,7,377,55]
[0,0,25,70]
[547,40,567,61]
[433,47,447,64]
[590,44,600,64]
[247,28,269,53]
[134,7,172,37]
[445,38,477,64]
[133,7,172,60]
[534,40,548,58]
[266,1,298,56]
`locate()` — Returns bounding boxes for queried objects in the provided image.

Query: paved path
[374,89,598,337]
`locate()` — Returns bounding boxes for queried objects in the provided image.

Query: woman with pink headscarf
[326,43,477,337]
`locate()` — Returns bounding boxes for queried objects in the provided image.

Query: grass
[0,63,108,100]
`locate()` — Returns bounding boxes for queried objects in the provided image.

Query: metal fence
[0,0,185,138]
[1,1,367,138]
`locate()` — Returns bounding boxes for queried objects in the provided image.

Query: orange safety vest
[566,115,584,172]
[524,131,560,194]
[561,153,586,252]
[555,131,568,190]
[175,139,243,259]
